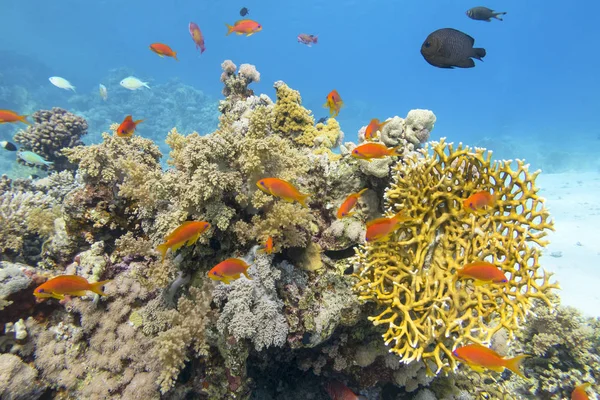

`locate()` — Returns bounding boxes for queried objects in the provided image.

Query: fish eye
[425,41,431,48]
[353,150,358,154]
[37,288,44,293]
[212,271,217,275]
[260,181,265,186]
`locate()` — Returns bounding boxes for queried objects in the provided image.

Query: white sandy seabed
[536,172,600,317]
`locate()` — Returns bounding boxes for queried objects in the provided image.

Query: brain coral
[353,138,559,373]
[13,107,88,171]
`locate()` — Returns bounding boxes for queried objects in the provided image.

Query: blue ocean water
[1,0,599,171]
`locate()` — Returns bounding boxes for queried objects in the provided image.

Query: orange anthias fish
[351,143,401,161]
[256,177,311,207]
[337,188,368,219]
[463,190,496,213]
[0,110,30,125]
[156,221,211,262]
[572,383,592,400]
[149,43,178,61]
[452,344,529,378]
[225,19,262,36]
[34,275,110,300]
[189,22,206,54]
[365,210,410,242]
[324,380,366,400]
[454,261,508,286]
[207,258,251,284]
[258,236,274,254]
[364,118,389,140]
[323,90,343,117]
[117,115,144,137]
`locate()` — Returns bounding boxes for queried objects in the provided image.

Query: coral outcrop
[13,107,88,171]
[353,138,559,373]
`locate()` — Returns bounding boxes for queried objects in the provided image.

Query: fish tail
[156,243,169,263]
[243,269,252,280]
[503,354,530,378]
[494,12,507,21]
[134,119,144,126]
[390,146,403,157]
[313,35,318,44]
[357,188,369,196]
[89,280,110,296]
[473,48,486,60]
[173,52,179,61]
[298,193,311,207]
[19,115,31,125]
[143,82,151,89]
[225,23,234,35]
[70,86,76,92]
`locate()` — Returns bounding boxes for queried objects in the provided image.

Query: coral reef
[513,297,600,399]
[353,138,559,373]
[13,107,88,171]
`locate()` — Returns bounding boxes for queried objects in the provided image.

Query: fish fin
[246,32,254,36]
[231,273,241,279]
[66,290,89,297]
[47,292,65,300]
[504,354,530,378]
[473,48,486,60]
[225,23,234,35]
[222,277,231,284]
[474,280,490,287]
[156,243,169,263]
[89,280,110,296]
[390,146,403,157]
[455,58,476,68]
[298,193,310,207]
[159,54,164,58]
[467,364,487,374]
[357,188,369,196]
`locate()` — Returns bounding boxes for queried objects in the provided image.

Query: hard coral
[353,138,559,373]
[13,107,88,171]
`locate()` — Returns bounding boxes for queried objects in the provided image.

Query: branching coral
[13,107,88,171]
[213,254,289,352]
[513,298,600,399]
[353,138,559,373]
[155,283,212,393]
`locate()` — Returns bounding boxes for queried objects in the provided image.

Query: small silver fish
[466,7,507,22]
[18,151,53,167]
[99,84,108,101]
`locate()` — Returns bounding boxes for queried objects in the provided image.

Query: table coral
[13,107,88,171]
[353,138,559,373]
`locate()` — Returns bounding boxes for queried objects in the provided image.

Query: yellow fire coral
[353,138,559,373]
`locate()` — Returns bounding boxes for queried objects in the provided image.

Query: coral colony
[1,61,598,400]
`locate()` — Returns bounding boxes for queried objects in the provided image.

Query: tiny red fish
[298,33,318,47]
[0,110,29,125]
[337,188,368,219]
[463,190,496,213]
[34,275,109,300]
[117,115,144,137]
[257,178,311,207]
[156,221,211,262]
[189,22,206,54]
[351,142,401,161]
[323,90,343,117]
[149,43,178,61]
[258,236,274,254]
[226,19,262,36]
[454,261,508,286]
[208,258,251,284]
[324,380,366,400]
[365,210,410,242]
[572,383,592,400]
[364,118,389,140]
[452,344,529,378]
